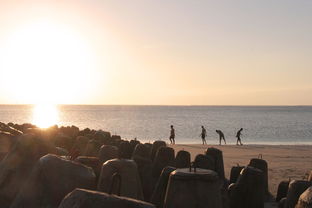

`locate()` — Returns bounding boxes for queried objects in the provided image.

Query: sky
[0,0,311,105]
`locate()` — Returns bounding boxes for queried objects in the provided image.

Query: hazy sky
[0,0,311,105]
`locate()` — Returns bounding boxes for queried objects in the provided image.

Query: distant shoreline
[156,142,312,146]
[0,104,312,107]
[169,143,312,146]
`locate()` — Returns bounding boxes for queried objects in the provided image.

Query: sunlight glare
[32,104,59,128]
[0,19,98,104]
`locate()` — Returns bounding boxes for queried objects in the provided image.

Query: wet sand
[170,144,312,196]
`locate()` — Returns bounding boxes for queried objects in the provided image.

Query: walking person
[200,126,207,145]
[169,125,175,145]
[216,130,226,145]
[236,128,243,145]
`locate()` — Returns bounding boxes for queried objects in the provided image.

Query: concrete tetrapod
[83,139,101,157]
[118,141,133,159]
[248,155,269,195]
[206,147,225,179]
[150,140,166,161]
[194,154,215,170]
[174,150,191,168]
[98,145,118,164]
[97,158,144,200]
[229,164,245,184]
[132,155,154,201]
[296,186,312,208]
[152,147,175,178]
[308,171,312,182]
[0,134,57,207]
[58,188,155,208]
[276,180,290,202]
[71,136,90,156]
[75,156,101,179]
[228,166,265,208]
[285,180,312,208]
[0,131,15,160]
[93,130,111,146]
[132,143,150,159]
[150,166,176,208]
[164,168,222,208]
[10,154,96,208]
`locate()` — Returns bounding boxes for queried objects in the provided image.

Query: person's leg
[173,138,175,144]
[223,137,226,144]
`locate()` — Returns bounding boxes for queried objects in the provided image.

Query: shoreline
[143,142,312,146]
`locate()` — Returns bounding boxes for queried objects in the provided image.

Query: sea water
[0,105,311,145]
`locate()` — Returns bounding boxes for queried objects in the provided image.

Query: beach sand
[170,144,312,207]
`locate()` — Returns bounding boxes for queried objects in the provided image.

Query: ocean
[0,105,312,145]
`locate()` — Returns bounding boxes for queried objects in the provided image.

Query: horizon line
[0,104,311,107]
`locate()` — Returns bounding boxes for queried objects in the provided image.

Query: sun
[0,19,97,104]
[32,104,59,128]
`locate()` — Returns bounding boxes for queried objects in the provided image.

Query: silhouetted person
[236,128,243,145]
[169,125,175,144]
[216,130,226,145]
[200,126,207,145]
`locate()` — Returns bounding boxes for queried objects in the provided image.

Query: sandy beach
[171,144,312,196]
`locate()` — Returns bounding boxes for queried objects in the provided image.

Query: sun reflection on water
[32,104,59,128]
